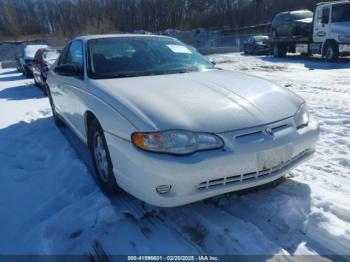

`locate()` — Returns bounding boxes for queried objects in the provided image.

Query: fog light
[156,185,172,194]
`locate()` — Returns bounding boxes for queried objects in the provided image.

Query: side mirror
[54,63,83,78]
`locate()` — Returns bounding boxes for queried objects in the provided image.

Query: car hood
[295,18,313,24]
[91,70,304,133]
[331,22,350,35]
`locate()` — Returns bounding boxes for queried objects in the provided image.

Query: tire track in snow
[161,204,290,256]
[61,126,203,254]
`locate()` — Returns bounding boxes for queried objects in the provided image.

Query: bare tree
[0,0,322,41]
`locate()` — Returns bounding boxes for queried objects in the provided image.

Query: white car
[47,34,320,207]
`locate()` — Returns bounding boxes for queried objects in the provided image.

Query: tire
[324,42,339,62]
[252,47,258,55]
[272,45,287,58]
[47,85,64,127]
[23,68,32,79]
[88,118,118,194]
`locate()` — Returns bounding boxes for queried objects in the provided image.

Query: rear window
[332,3,350,23]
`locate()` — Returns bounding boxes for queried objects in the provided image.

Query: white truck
[271,1,350,62]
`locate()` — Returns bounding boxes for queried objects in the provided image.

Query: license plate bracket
[257,146,293,171]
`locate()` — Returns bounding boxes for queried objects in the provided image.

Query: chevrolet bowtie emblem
[265,128,274,137]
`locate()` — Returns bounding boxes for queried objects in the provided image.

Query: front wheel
[89,119,118,194]
[324,43,339,62]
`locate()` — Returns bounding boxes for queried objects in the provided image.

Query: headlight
[294,103,309,129]
[338,35,350,43]
[131,130,224,155]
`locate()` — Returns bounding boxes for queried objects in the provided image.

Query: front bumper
[105,117,320,207]
[339,44,350,56]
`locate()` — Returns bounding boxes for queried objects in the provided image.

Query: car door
[314,6,330,43]
[53,40,86,139]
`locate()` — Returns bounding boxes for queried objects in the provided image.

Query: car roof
[317,0,349,6]
[24,44,48,50]
[252,35,269,38]
[73,34,174,42]
[39,47,62,52]
[276,9,312,16]
[290,10,313,14]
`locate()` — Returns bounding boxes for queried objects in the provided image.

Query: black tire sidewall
[89,119,118,194]
[273,45,280,57]
[325,43,338,62]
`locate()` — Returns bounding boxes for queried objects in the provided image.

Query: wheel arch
[84,110,99,148]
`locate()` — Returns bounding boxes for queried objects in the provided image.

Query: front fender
[80,89,138,142]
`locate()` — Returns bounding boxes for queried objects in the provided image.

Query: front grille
[198,150,310,191]
[235,124,290,142]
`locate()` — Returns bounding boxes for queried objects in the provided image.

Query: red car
[33,48,61,92]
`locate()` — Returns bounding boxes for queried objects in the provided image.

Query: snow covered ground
[0,53,350,258]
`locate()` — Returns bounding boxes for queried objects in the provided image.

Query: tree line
[0,0,321,41]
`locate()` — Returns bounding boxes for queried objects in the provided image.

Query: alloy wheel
[93,132,109,182]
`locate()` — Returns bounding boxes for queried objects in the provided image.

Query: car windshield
[87,37,215,79]
[43,50,61,60]
[291,11,313,20]
[332,3,350,23]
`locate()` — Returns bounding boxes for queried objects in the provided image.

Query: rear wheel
[23,68,31,78]
[272,45,287,58]
[89,119,118,194]
[324,42,339,62]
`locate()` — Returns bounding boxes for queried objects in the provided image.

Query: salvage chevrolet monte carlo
[46,34,320,207]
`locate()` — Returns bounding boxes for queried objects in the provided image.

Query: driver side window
[322,8,330,24]
[61,41,84,68]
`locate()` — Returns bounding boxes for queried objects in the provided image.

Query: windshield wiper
[98,73,139,79]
